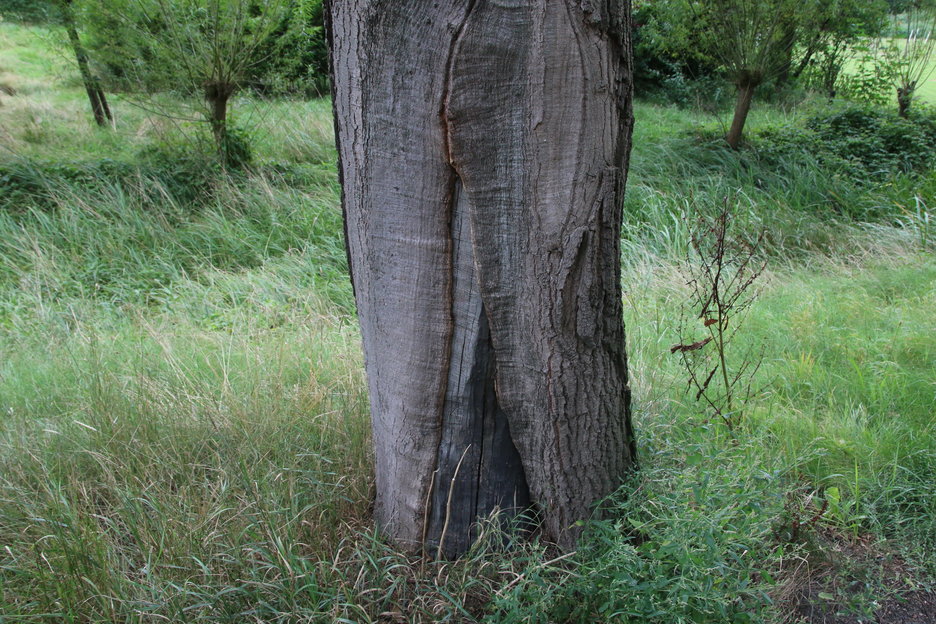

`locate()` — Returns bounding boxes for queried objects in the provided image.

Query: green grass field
[1,21,935,624]
[915,55,936,102]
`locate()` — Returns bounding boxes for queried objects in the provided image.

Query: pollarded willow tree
[699,0,801,148]
[890,1,936,116]
[326,0,638,558]
[80,0,288,160]
[650,0,805,148]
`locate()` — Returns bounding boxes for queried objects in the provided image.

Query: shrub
[755,105,936,179]
[837,43,900,106]
[219,122,254,170]
[807,106,936,174]
[248,0,329,97]
[631,1,722,106]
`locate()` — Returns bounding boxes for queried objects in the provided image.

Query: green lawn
[916,57,936,102]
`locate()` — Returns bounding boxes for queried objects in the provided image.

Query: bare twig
[673,202,767,435]
[437,444,471,561]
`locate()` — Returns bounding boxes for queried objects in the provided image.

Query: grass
[1,19,935,624]
[915,50,936,102]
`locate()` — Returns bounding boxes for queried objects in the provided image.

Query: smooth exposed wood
[328,0,636,556]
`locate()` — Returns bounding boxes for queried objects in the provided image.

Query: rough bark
[897,83,915,118]
[328,0,636,557]
[726,74,759,150]
[62,1,112,128]
[205,83,234,157]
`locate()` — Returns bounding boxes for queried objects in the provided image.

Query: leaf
[670,337,712,353]
[818,592,835,601]
[704,318,718,327]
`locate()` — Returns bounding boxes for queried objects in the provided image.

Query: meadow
[916,55,936,103]
[1,21,935,623]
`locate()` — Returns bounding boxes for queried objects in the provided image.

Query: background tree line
[1,0,933,152]
[1,0,328,163]
[632,0,935,143]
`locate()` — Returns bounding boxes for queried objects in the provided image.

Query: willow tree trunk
[726,74,760,150]
[327,0,637,558]
[897,83,915,118]
[205,83,235,160]
[62,1,112,128]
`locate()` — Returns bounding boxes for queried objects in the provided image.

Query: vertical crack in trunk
[444,0,636,549]
[441,0,478,167]
[427,0,532,557]
[427,174,531,558]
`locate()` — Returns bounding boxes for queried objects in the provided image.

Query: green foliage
[0,152,219,213]
[0,312,372,620]
[633,0,890,107]
[838,41,901,105]
[0,0,60,23]
[78,0,289,161]
[796,2,889,97]
[755,105,936,180]
[80,0,286,93]
[0,163,351,312]
[888,0,914,14]
[652,0,807,83]
[808,0,888,41]
[891,5,936,114]
[249,0,328,97]
[623,119,921,235]
[808,106,936,171]
[631,1,721,103]
[218,121,254,169]
[490,439,784,624]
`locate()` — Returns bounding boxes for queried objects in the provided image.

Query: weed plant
[671,206,767,434]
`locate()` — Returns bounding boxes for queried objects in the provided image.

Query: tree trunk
[793,45,817,80]
[726,75,759,150]
[63,2,112,128]
[327,0,637,557]
[897,83,915,118]
[205,84,233,161]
